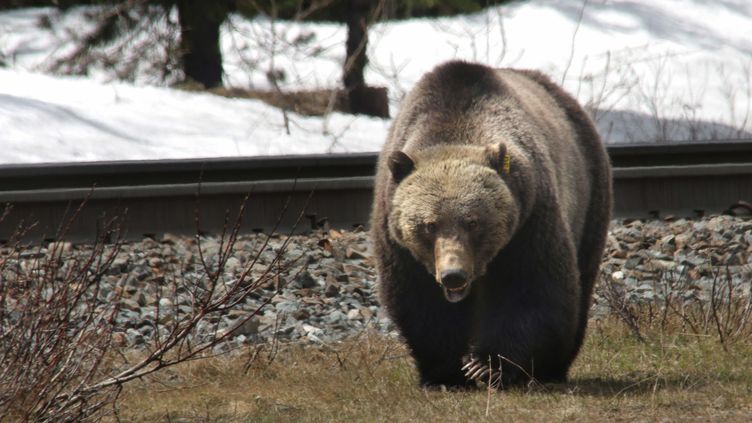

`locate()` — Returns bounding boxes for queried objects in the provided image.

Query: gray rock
[19,250,45,260]
[158,297,173,309]
[292,309,310,320]
[227,317,261,337]
[284,247,305,260]
[324,278,341,298]
[275,300,300,314]
[346,246,369,260]
[347,308,362,320]
[120,298,140,311]
[126,328,145,346]
[293,271,318,289]
[335,273,350,283]
[117,310,141,327]
[47,241,73,254]
[224,257,242,274]
[624,256,643,269]
[323,310,346,325]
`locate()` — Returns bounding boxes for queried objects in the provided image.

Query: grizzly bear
[371,61,612,388]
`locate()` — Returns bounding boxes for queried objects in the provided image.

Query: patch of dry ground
[210,87,349,116]
[112,318,752,422]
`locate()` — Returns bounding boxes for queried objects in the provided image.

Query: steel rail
[1,142,751,241]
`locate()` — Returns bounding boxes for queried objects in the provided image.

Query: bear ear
[485,142,511,175]
[388,151,415,183]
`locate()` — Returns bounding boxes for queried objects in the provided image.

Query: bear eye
[421,222,437,235]
[465,219,478,230]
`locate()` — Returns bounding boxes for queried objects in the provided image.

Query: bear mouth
[442,281,471,303]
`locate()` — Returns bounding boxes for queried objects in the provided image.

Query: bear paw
[462,355,501,389]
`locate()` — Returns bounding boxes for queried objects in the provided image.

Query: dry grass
[111,318,752,422]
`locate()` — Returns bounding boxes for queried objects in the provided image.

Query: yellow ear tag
[502,154,511,174]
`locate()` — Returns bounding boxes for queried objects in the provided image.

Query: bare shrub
[0,194,306,421]
[43,1,182,85]
[595,271,646,343]
[596,264,752,348]
[0,201,126,422]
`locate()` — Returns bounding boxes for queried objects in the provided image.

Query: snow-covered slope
[0,69,388,163]
[1,0,750,164]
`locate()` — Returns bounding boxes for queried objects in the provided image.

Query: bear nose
[440,269,468,289]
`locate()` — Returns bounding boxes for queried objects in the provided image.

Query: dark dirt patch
[209,86,390,118]
[211,87,349,116]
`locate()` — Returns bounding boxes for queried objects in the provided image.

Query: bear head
[387,142,520,303]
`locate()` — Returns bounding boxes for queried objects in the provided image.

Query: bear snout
[439,269,472,303]
[435,238,474,303]
[440,269,469,290]
[434,237,473,282]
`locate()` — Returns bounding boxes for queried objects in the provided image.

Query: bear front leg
[406,316,474,389]
[385,278,476,389]
[463,225,581,388]
[465,307,574,388]
[467,277,579,388]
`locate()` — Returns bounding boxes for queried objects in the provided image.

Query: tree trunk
[344,0,389,117]
[176,0,230,89]
[344,0,369,90]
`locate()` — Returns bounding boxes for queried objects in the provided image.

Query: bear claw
[462,356,501,388]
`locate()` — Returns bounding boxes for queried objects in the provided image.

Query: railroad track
[1,142,751,241]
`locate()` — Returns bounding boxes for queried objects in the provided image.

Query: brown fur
[371,61,612,388]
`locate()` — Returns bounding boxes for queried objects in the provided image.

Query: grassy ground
[110,318,752,422]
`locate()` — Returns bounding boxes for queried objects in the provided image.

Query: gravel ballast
[3,216,751,350]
